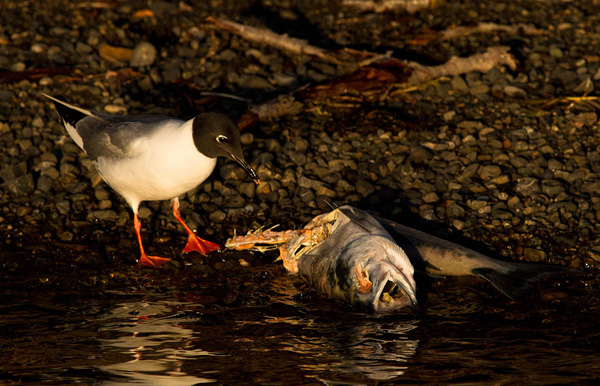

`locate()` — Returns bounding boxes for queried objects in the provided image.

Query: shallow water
[1,263,599,385]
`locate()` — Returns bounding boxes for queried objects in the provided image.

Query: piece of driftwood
[406,46,517,84]
[235,47,517,130]
[342,0,440,14]
[205,17,519,129]
[439,22,544,40]
[204,16,341,65]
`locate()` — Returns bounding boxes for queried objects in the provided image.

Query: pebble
[130,42,157,67]
[515,177,541,196]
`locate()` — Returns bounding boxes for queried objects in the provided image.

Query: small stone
[220,163,247,180]
[491,175,510,185]
[138,206,153,219]
[37,175,54,192]
[451,76,468,91]
[39,76,53,86]
[130,42,157,67]
[507,196,521,209]
[469,84,489,95]
[478,165,502,180]
[570,112,598,128]
[98,200,112,210]
[209,210,226,222]
[446,202,465,217]
[238,182,256,198]
[524,247,547,262]
[237,74,274,90]
[88,210,118,222]
[11,62,26,71]
[467,199,488,210]
[549,46,563,58]
[0,174,34,195]
[456,164,479,182]
[298,176,324,190]
[452,219,465,230]
[422,192,439,203]
[504,85,527,97]
[55,200,70,215]
[356,180,375,196]
[443,111,456,121]
[515,177,541,196]
[316,186,337,197]
[240,133,254,145]
[541,180,564,197]
[104,105,127,114]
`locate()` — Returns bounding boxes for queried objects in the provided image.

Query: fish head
[352,241,418,313]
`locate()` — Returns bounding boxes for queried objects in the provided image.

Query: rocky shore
[1,0,599,292]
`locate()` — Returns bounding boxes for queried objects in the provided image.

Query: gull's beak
[227,151,260,184]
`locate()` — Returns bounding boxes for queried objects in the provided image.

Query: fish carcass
[227,206,418,312]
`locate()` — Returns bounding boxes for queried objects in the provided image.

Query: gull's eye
[216,135,229,144]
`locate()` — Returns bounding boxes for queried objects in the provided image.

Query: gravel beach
[1,0,599,292]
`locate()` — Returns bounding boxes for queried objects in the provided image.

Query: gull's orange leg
[172,198,220,255]
[134,213,170,268]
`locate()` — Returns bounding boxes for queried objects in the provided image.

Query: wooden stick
[204,16,341,64]
[342,0,438,14]
[406,46,517,84]
[439,22,545,40]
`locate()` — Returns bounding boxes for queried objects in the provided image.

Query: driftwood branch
[236,46,517,130]
[204,17,519,129]
[204,17,341,64]
[439,22,545,40]
[406,46,518,84]
[342,0,440,14]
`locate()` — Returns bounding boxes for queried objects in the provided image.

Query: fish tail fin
[472,264,578,299]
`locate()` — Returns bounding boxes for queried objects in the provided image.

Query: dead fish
[227,206,418,312]
[375,215,577,299]
[227,205,578,309]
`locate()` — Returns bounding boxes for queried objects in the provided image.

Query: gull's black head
[192,112,259,184]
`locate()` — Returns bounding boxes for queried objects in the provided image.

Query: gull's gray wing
[76,115,183,161]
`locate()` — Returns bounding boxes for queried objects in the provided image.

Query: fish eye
[216,135,229,144]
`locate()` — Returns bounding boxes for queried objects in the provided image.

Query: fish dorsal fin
[338,206,372,233]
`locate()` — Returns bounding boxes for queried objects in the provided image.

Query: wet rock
[237,74,274,90]
[220,163,248,180]
[37,175,54,192]
[478,165,502,180]
[356,180,375,196]
[88,210,118,222]
[130,42,157,67]
[541,180,564,197]
[515,177,541,196]
[1,174,34,195]
[524,247,547,262]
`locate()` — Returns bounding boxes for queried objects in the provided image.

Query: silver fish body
[377,217,576,299]
[291,206,418,312]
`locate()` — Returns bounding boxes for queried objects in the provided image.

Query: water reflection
[92,272,420,385]
[98,300,218,385]
[274,317,419,382]
[3,266,598,385]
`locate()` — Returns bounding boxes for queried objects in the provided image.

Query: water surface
[1,262,598,385]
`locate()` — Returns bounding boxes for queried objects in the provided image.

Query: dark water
[1,263,599,385]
